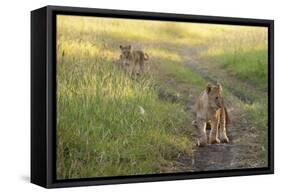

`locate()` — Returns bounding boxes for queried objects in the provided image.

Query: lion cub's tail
[144,53,149,60]
[224,107,231,127]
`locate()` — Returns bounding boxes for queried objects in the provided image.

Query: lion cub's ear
[206,83,212,94]
[216,83,222,93]
[120,45,124,50]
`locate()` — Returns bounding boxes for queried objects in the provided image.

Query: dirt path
[176,46,266,171]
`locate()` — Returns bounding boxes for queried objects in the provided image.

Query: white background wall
[0,0,279,193]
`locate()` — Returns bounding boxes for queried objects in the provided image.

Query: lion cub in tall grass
[119,45,149,74]
[192,83,230,146]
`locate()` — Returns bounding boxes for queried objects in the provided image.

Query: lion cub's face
[206,83,223,109]
[120,45,132,58]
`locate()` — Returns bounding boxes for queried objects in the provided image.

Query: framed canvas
[31,5,274,188]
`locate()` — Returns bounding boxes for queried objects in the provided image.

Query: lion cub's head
[206,83,224,109]
[120,45,132,58]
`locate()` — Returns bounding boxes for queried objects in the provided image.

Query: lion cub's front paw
[221,136,229,143]
[210,138,220,144]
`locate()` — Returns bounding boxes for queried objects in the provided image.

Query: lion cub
[119,45,149,74]
[192,83,230,146]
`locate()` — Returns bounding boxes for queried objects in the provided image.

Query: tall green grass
[220,50,268,89]
[57,56,193,179]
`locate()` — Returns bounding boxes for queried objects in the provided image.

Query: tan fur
[119,45,149,74]
[192,83,230,146]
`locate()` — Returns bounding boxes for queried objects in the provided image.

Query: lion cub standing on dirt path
[192,83,230,147]
[119,45,149,74]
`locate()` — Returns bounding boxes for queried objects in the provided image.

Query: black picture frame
[31,5,274,188]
